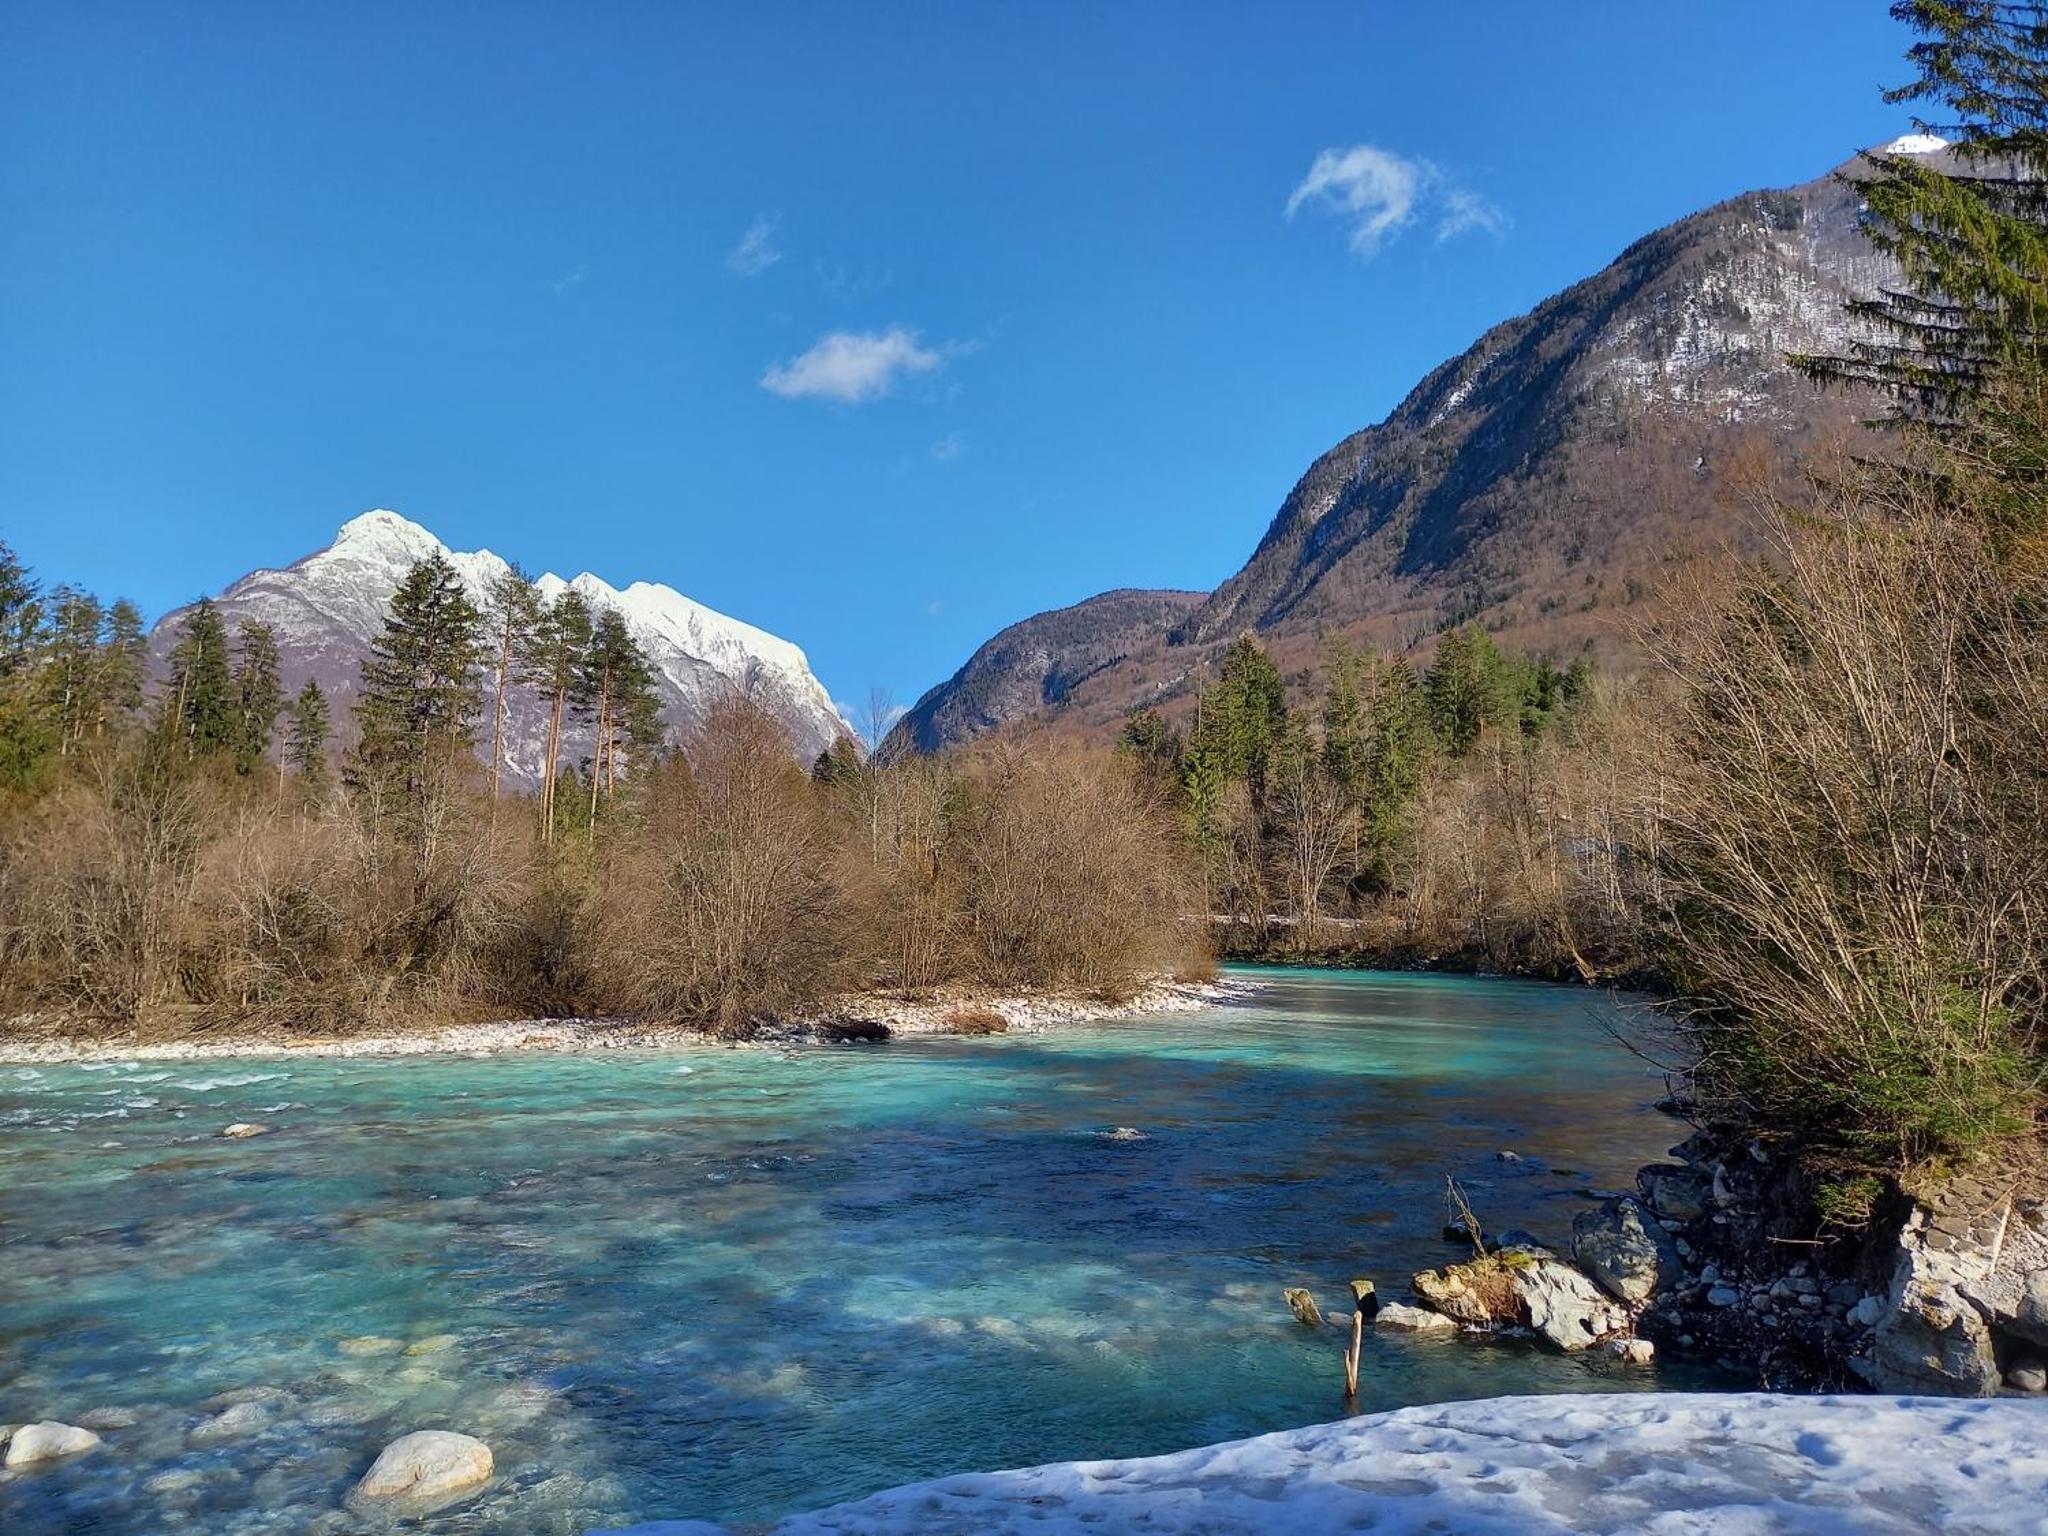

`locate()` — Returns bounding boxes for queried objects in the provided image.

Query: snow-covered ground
[594,1392,2048,1535]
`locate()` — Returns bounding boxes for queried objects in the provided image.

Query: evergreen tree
[1318,643,1368,796]
[285,678,330,796]
[44,587,104,756]
[1187,634,1289,800]
[483,563,543,809]
[351,554,483,800]
[579,608,663,823]
[1797,2,2048,414]
[1361,656,1427,861]
[230,619,284,776]
[0,540,53,790]
[100,600,148,729]
[1115,706,1184,791]
[526,588,593,842]
[1425,625,1492,756]
[160,598,236,760]
[811,734,865,786]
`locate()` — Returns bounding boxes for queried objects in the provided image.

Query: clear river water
[0,967,1728,1534]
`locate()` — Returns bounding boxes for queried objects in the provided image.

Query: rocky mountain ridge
[891,138,1942,754]
[149,510,848,780]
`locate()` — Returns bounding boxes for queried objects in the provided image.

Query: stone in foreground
[4,1421,102,1467]
[220,1122,269,1138]
[350,1431,493,1514]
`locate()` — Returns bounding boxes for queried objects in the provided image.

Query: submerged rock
[1571,1197,1679,1304]
[5,1421,102,1467]
[350,1430,494,1514]
[189,1400,271,1445]
[76,1405,140,1431]
[338,1335,407,1357]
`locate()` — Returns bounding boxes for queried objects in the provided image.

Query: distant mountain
[892,140,1936,754]
[891,588,1205,754]
[150,509,848,779]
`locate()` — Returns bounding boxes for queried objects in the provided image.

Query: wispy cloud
[1285,144,1507,258]
[761,327,944,405]
[551,266,588,294]
[726,216,781,277]
[929,430,967,462]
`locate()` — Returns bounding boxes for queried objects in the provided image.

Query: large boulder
[350,1431,494,1515]
[1571,1197,1680,1304]
[1375,1303,1457,1332]
[1637,1165,1708,1223]
[5,1422,102,1467]
[1508,1253,1628,1352]
[1410,1260,1516,1328]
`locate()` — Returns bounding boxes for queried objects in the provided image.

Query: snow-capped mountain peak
[151,510,850,779]
[1882,132,1950,155]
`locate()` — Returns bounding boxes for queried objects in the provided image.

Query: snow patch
[1882,132,1950,156]
[590,1392,2048,1534]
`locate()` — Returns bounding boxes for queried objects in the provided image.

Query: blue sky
[1,1,1913,714]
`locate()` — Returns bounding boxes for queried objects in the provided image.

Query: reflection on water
[0,968,1722,1534]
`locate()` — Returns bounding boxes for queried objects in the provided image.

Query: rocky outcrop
[1855,1179,2048,1396]
[1374,1302,1457,1332]
[350,1431,494,1515]
[4,1421,101,1467]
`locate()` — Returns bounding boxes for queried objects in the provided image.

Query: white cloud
[929,430,967,462]
[1285,144,1506,258]
[726,216,781,277]
[1436,186,1509,243]
[761,327,944,405]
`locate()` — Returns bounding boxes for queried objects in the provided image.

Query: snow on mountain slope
[149,509,849,781]
[592,1391,2048,1535]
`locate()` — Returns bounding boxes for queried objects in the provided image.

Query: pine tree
[285,678,330,797]
[1797,2,2048,414]
[100,600,147,731]
[160,598,236,760]
[44,587,104,756]
[483,563,543,811]
[0,540,53,790]
[579,608,663,825]
[1115,706,1184,791]
[351,554,483,801]
[526,587,594,842]
[230,619,284,776]
[1187,634,1289,801]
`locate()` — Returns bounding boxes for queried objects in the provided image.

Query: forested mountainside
[892,142,1930,753]
[891,588,1204,754]
[149,510,848,775]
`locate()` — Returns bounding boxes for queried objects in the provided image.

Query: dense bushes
[0,689,1203,1040]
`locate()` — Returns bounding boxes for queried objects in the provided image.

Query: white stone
[220,1122,268,1138]
[350,1431,494,1513]
[4,1421,102,1467]
[1375,1303,1457,1333]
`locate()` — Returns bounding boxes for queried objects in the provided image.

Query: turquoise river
[0,968,1728,1534]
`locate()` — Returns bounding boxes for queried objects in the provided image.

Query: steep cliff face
[899,142,1937,753]
[149,509,848,777]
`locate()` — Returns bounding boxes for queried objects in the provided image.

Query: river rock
[5,1421,102,1467]
[220,1123,269,1139]
[1510,1253,1628,1351]
[1410,1260,1513,1328]
[1638,1165,1708,1223]
[350,1431,494,1514]
[1570,1197,1679,1304]
[76,1406,140,1431]
[2006,1356,2047,1393]
[338,1335,407,1357]
[1283,1288,1324,1326]
[1607,1336,1655,1365]
[189,1400,271,1445]
[1375,1303,1457,1332]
